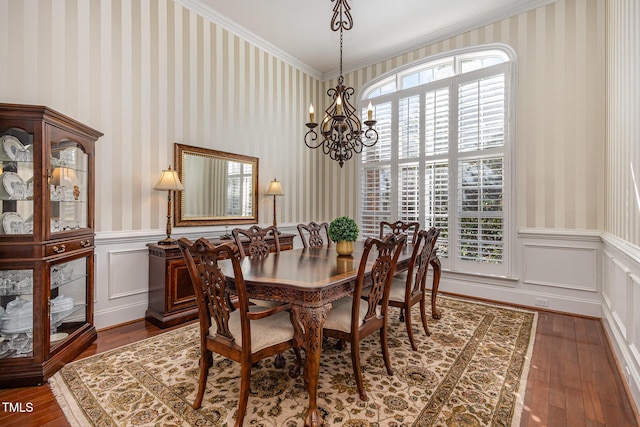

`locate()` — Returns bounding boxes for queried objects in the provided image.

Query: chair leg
[274,353,286,369]
[289,347,302,378]
[430,255,442,319]
[404,305,418,351]
[350,337,367,401]
[193,349,212,409]
[399,308,405,322]
[235,362,252,427]
[419,298,431,337]
[380,324,394,376]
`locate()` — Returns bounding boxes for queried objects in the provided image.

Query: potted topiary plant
[329,216,359,256]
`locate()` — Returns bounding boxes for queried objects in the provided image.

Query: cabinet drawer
[45,237,94,256]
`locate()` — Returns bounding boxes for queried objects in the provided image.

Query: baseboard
[93,300,149,330]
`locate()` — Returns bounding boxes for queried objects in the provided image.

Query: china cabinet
[0,104,102,387]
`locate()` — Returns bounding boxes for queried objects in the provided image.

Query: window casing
[359,47,514,277]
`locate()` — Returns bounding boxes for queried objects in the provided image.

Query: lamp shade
[154,166,185,191]
[50,167,79,186]
[265,178,284,196]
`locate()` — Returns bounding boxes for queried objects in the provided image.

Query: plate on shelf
[1,325,32,334]
[0,212,25,235]
[1,135,25,161]
[60,148,76,166]
[2,172,26,199]
[50,332,68,342]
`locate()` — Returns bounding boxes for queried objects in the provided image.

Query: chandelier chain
[303,0,378,168]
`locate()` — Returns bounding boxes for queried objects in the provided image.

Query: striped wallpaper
[0,0,323,232]
[0,0,612,237]
[606,0,640,248]
[331,0,606,232]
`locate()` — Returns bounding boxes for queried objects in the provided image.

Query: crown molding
[322,0,557,80]
[176,0,556,83]
[174,0,323,80]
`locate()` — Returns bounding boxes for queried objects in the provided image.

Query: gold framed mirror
[174,143,258,226]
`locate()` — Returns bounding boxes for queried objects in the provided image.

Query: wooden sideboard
[146,233,295,328]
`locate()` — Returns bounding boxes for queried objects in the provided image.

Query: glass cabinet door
[49,142,88,233]
[0,129,34,236]
[0,268,34,359]
[49,256,88,349]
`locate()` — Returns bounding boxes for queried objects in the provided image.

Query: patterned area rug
[50,296,537,426]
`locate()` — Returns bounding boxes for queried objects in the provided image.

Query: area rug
[50,296,537,426]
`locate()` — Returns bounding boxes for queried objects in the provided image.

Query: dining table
[218,239,434,427]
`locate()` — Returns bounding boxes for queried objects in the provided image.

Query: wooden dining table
[218,240,434,427]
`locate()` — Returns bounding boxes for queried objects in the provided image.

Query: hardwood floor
[0,309,638,427]
[521,311,639,427]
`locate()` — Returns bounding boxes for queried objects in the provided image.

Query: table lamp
[265,178,284,231]
[154,166,184,244]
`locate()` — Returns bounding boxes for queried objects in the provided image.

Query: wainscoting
[601,233,640,408]
[93,225,640,411]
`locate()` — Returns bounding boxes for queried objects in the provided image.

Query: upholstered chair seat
[323,296,381,333]
[213,309,298,353]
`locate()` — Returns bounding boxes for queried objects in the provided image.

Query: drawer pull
[81,240,92,247]
[53,244,66,253]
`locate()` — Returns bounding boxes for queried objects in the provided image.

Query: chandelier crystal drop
[304,0,378,168]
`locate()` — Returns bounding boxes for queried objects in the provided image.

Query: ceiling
[178,0,552,80]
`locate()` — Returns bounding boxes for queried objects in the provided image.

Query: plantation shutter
[360,101,392,237]
[456,71,505,264]
[424,85,451,257]
[360,52,511,277]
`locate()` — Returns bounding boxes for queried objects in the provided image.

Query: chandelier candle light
[304,0,378,167]
[154,166,185,245]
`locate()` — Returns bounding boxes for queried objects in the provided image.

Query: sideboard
[146,233,295,328]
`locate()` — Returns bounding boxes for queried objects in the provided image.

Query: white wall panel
[522,243,597,291]
[612,258,630,339]
[601,234,640,411]
[631,274,640,366]
[602,250,614,308]
[107,249,149,300]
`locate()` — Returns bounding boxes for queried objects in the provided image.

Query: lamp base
[157,236,177,245]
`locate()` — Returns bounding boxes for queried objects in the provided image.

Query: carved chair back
[409,227,440,294]
[297,221,331,248]
[379,220,421,245]
[232,225,280,259]
[354,233,408,324]
[177,237,248,347]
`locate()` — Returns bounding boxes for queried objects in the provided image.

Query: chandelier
[304,0,378,168]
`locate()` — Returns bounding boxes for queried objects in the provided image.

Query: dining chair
[232,225,281,259]
[231,224,289,368]
[322,233,407,401]
[387,227,440,351]
[379,220,421,244]
[177,237,302,426]
[297,221,331,248]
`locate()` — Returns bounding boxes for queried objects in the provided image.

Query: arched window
[359,45,515,277]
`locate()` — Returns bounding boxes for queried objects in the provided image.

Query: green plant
[328,216,359,242]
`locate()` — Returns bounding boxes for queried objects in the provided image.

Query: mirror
[174,144,258,226]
